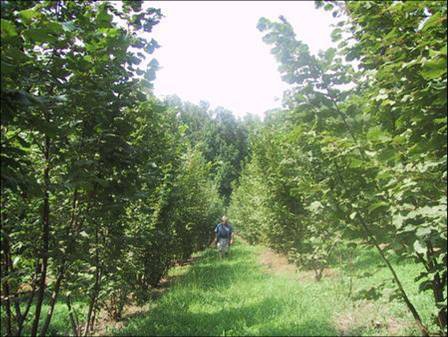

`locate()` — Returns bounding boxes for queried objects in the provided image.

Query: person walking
[214,216,234,258]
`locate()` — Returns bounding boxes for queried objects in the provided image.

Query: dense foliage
[0,1,245,335]
[164,96,250,204]
[1,0,446,336]
[229,1,446,335]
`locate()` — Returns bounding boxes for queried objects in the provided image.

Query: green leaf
[349,157,363,168]
[413,240,426,254]
[416,227,431,238]
[377,148,397,162]
[429,46,448,58]
[46,22,64,34]
[257,17,269,31]
[330,28,342,42]
[392,214,404,229]
[434,116,447,125]
[309,201,323,212]
[97,6,113,27]
[418,280,433,292]
[23,28,57,43]
[62,21,76,32]
[1,60,16,75]
[421,12,443,32]
[367,127,391,142]
[12,256,20,267]
[1,19,17,38]
[365,150,377,157]
[19,8,40,22]
[392,134,406,145]
[368,201,388,213]
[421,57,447,80]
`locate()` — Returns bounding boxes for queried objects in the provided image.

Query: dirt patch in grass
[258,247,298,277]
[257,246,339,283]
[92,301,150,336]
[296,267,340,283]
[334,300,412,336]
[173,253,202,267]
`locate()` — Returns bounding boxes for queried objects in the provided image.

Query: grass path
[113,240,433,336]
[114,241,343,336]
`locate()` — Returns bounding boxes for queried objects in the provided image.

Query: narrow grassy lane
[114,241,343,336]
[113,239,435,336]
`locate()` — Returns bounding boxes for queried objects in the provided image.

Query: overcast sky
[149,1,335,118]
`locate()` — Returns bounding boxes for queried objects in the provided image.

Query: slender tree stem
[2,233,13,336]
[426,241,447,333]
[40,265,65,336]
[331,158,430,336]
[66,295,79,337]
[40,187,79,336]
[30,135,51,337]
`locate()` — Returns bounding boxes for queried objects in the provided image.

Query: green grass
[114,242,339,336]
[3,241,436,336]
[113,241,437,336]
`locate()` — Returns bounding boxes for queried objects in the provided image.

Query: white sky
[149,1,335,118]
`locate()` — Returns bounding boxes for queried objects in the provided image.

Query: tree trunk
[83,291,98,337]
[40,265,65,336]
[357,213,430,336]
[426,241,447,333]
[90,304,98,332]
[1,192,13,336]
[2,235,13,336]
[331,159,430,337]
[84,223,101,337]
[40,188,79,335]
[315,267,324,282]
[30,135,51,337]
[17,261,40,336]
[17,283,37,336]
[66,295,79,337]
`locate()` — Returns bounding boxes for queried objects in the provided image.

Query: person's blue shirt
[215,223,233,239]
